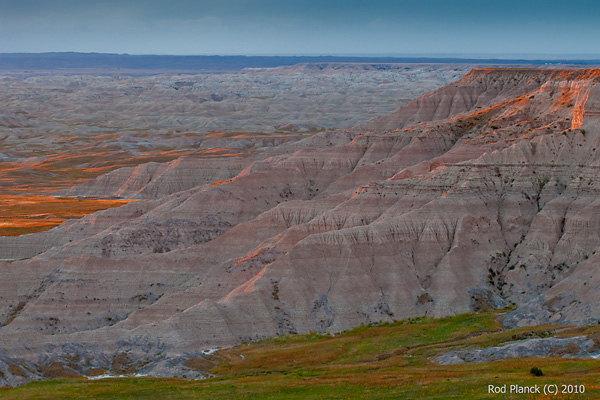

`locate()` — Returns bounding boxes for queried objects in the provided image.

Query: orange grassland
[0,194,132,236]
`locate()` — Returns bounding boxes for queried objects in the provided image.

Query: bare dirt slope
[2,68,600,385]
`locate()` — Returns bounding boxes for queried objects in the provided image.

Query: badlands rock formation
[0,64,467,192]
[2,67,600,385]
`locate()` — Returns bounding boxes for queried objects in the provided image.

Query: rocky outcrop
[437,336,600,364]
[361,68,598,131]
[2,68,600,383]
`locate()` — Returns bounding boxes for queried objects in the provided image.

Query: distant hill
[1,52,599,74]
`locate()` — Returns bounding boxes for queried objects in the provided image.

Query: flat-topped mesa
[361,68,600,131]
[457,67,600,84]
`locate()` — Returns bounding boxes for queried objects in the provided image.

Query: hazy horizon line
[1,51,600,61]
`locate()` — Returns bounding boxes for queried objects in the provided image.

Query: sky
[1,0,599,57]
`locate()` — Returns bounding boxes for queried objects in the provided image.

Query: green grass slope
[2,310,599,399]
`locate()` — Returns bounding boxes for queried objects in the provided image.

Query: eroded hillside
[0,63,466,192]
[2,67,600,386]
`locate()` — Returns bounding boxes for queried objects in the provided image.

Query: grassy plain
[2,310,599,399]
[0,194,132,236]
